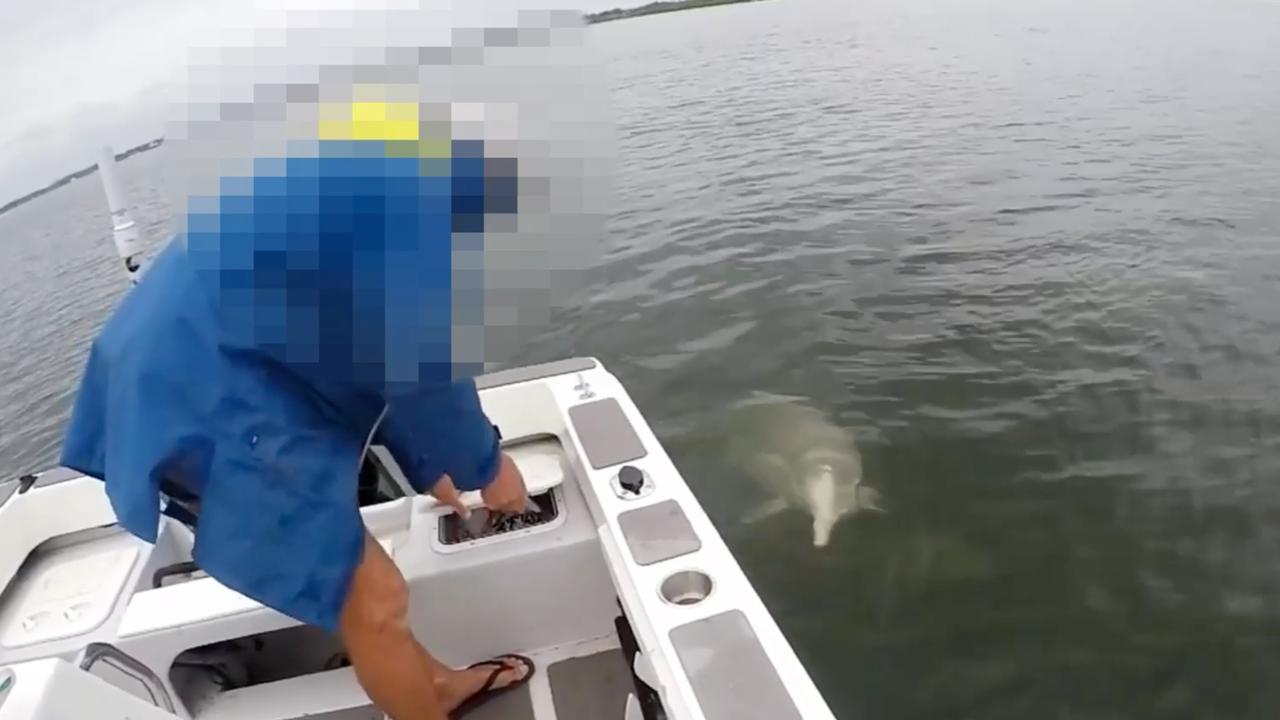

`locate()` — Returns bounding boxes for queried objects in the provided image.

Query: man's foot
[438,654,535,718]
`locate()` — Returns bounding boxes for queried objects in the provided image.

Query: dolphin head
[726,391,883,547]
[812,514,836,548]
[805,464,842,548]
[805,461,885,547]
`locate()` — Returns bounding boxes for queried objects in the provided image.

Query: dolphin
[722,391,884,547]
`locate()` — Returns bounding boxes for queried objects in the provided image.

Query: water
[4,0,1280,715]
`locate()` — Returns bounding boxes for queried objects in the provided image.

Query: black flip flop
[448,654,537,719]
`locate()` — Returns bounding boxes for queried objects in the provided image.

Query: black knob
[618,465,645,495]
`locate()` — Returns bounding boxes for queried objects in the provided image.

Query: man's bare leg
[339,534,529,720]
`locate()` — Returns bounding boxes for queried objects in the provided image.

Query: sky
[0,0,630,205]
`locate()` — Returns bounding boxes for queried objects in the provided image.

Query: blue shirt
[60,148,503,631]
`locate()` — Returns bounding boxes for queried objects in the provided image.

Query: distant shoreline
[1,0,768,216]
[0,138,163,218]
[585,0,765,25]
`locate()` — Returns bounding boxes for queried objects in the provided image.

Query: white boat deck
[0,358,836,720]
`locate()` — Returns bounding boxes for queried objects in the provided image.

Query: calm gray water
[5,0,1280,716]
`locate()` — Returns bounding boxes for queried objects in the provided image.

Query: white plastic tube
[96,146,144,285]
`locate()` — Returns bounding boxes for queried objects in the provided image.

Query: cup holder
[659,570,713,606]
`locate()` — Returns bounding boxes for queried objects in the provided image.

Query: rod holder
[97,146,144,285]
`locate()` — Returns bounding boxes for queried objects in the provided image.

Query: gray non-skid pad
[475,357,597,390]
[304,709,384,720]
[453,678,536,720]
[617,499,701,566]
[567,398,647,469]
[669,610,805,720]
[548,649,633,720]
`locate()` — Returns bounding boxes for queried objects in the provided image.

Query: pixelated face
[169,2,614,391]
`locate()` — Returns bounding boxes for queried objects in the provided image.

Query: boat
[0,151,837,719]
[0,357,837,720]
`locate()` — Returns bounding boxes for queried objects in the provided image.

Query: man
[60,104,541,718]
